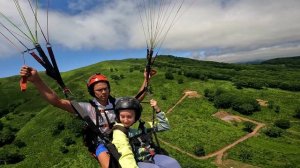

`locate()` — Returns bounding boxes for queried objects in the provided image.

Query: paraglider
[0,0,69,96]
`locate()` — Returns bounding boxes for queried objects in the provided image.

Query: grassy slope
[0,56,299,168]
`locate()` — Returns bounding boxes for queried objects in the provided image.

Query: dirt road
[162,90,265,166]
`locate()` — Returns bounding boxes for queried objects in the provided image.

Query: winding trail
[161,90,265,166]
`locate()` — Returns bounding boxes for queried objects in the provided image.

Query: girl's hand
[150,99,161,113]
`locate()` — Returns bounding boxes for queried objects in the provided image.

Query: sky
[0,0,300,78]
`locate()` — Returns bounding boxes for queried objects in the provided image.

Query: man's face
[119,109,136,128]
[93,82,110,104]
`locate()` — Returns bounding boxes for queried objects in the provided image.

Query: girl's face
[119,109,136,128]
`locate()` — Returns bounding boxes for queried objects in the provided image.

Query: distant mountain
[260,56,300,66]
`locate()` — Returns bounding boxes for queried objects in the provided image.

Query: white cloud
[1,0,300,62]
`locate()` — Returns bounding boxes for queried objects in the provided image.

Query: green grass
[1,56,300,167]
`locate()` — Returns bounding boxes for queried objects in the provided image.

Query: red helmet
[87,73,110,97]
[87,73,108,87]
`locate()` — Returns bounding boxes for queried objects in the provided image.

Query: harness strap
[70,101,121,163]
[90,99,115,129]
[112,125,129,135]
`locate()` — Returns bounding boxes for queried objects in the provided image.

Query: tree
[232,97,260,115]
[234,103,255,115]
[213,93,234,109]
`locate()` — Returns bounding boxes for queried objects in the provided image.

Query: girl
[112,97,181,168]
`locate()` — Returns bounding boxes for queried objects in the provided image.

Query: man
[20,65,154,168]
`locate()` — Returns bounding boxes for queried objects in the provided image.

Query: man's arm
[20,66,75,113]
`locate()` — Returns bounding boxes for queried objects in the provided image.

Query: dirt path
[166,90,201,114]
[162,90,265,167]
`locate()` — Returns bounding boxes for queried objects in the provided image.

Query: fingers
[150,99,157,107]
[20,66,33,77]
[150,69,157,76]
[144,69,157,78]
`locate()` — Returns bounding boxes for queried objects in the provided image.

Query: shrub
[238,149,253,162]
[111,75,120,80]
[66,119,83,137]
[177,79,183,84]
[268,100,274,109]
[59,146,69,154]
[14,140,27,148]
[165,72,174,80]
[57,122,65,130]
[274,105,280,113]
[52,121,65,136]
[194,145,205,156]
[0,152,25,164]
[294,106,300,119]
[0,129,15,147]
[274,119,290,129]
[0,121,3,131]
[0,108,9,118]
[215,88,225,96]
[63,137,76,146]
[264,127,283,138]
[161,95,167,100]
[243,121,256,132]
[204,89,214,101]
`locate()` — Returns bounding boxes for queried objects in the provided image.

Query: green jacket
[112,123,138,168]
[112,112,170,167]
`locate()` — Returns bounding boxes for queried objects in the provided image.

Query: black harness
[70,97,121,168]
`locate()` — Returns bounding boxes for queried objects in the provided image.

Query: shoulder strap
[112,124,129,135]
[71,101,106,140]
[108,95,116,109]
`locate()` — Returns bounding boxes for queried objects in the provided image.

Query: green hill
[1,56,300,168]
[261,56,300,67]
